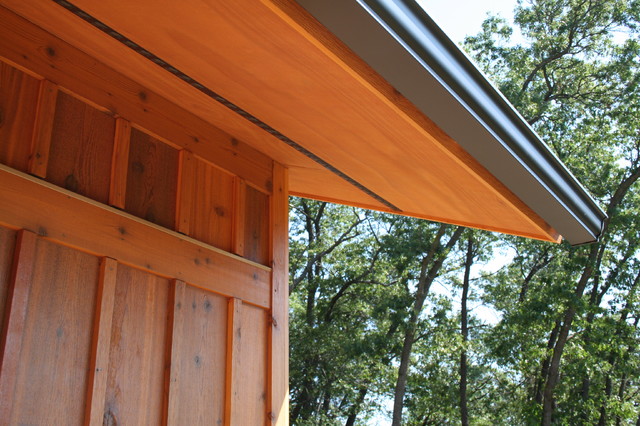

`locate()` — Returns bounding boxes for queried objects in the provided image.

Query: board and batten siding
[0,7,289,424]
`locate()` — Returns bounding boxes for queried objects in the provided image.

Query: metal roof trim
[295,0,606,244]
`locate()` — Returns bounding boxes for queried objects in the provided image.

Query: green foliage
[290,0,640,424]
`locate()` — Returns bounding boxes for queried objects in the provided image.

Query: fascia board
[295,0,606,245]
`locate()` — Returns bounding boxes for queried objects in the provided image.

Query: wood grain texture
[233,179,247,258]
[126,127,178,229]
[269,162,289,425]
[244,185,270,265]
[47,91,115,204]
[109,118,131,209]
[0,230,36,422]
[0,165,271,308]
[0,62,39,172]
[188,156,235,252]
[0,9,274,194]
[8,237,99,425]
[0,0,562,241]
[165,279,183,426]
[85,257,118,426]
[0,226,16,341]
[104,264,169,425]
[232,302,268,425]
[225,297,241,426]
[28,79,57,178]
[176,150,195,236]
[167,282,227,425]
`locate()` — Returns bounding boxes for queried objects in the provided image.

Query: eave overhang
[0,0,606,245]
[296,0,606,245]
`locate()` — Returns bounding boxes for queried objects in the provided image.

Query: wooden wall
[0,7,289,425]
[0,61,272,265]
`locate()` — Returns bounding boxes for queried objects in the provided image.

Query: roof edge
[364,0,606,241]
[296,0,607,245]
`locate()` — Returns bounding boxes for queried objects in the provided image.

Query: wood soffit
[0,0,563,242]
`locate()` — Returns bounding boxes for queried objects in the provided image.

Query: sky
[366,2,522,422]
[413,1,522,325]
[418,0,519,43]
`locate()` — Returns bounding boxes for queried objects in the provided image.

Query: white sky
[368,3,522,423]
[418,0,519,43]
[414,1,521,326]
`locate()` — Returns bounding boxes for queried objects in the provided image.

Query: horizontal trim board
[0,164,271,308]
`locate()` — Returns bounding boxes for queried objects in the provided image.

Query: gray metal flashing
[295,0,606,245]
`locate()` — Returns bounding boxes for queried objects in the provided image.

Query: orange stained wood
[85,257,118,426]
[233,179,248,258]
[0,62,39,171]
[178,153,236,252]
[47,90,116,204]
[0,164,271,308]
[244,185,271,265]
[225,297,242,425]
[109,118,132,209]
[125,127,179,229]
[104,264,169,425]
[0,227,16,335]
[0,6,274,195]
[0,230,36,421]
[28,79,58,178]
[269,163,290,426]
[167,282,228,425]
[0,0,561,241]
[0,225,277,425]
[232,302,269,425]
[3,233,100,424]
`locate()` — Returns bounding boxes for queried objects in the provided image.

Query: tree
[289,199,402,424]
[466,0,640,423]
[289,0,640,424]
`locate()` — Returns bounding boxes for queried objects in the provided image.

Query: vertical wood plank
[269,162,289,425]
[46,91,115,204]
[84,257,118,426]
[231,303,268,425]
[162,279,185,425]
[28,79,58,177]
[0,229,36,421]
[244,185,270,265]
[0,226,17,341]
[109,118,131,209]
[166,279,185,426]
[104,264,169,425]
[0,62,40,172]
[167,283,227,425]
[187,156,235,251]
[233,178,246,258]
[225,297,241,426]
[176,150,195,235]
[7,237,100,424]
[125,127,179,229]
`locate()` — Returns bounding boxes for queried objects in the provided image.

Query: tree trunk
[291,375,315,423]
[541,166,640,425]
[345,387,368,426]
[541,249,596,426]
[534,320,561,405]
[615,373,627,426]
[391,225,464,426]
[597,375,613,426]
[518,248,552,302]
[459,236,473,426]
